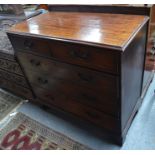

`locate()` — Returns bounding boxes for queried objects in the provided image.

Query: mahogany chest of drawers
[7,12,149,145]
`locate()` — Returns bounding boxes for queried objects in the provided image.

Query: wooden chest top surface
[8,12,148,50]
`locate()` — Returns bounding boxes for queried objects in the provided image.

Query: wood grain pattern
[8,35,119,74]
[32,85,120,132]
[32,83,118,116]
[7,12,149,50]
[16,52,118,94]
[16,54,119,116]
[121,24,147,130]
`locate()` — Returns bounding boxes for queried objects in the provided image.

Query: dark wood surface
[7,12,148,145]
[48,4,151,15]
[121,24,147,130]
[7,12,148,51]
[32,84,120,133]
[16,52,118,95]
[16,52,119,116]
[8,34,119,74]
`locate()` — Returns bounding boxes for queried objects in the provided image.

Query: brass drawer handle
[37,77,48,84]
[86,111,100,119]
[78,73,93,82]
[24,40,34,49]
[70,50,89,59]
[30,59,41,66]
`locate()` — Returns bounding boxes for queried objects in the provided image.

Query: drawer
[17,52,118,94]
[0,77,33,99]
[9,34,119,74]
[30,75,118,116]
[48,41,119,74]
[0,58,23,75]
[0,69,29,88]
[33,85,120,132]
[8,35,51,57]
[28,70,118,101]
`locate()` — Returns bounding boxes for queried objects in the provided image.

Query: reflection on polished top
[8,12,149,50]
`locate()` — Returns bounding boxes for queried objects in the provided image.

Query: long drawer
[0,77,33,99]
[17,52,119,95]
[32,85,120,132]
[9,34,119,74]
[31,80,118,116]
[28,70,117,100]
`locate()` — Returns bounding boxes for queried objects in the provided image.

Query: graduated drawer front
[9,35,119,74]
[28,70,117,102]
[0,77,33,99]
[27,71,118,116]
[32,85,120,132]
[17,52,118,95]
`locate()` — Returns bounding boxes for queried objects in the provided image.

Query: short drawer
[17,52,118,95]
[48,40,119,74]
[8,34,51,57]
[0,77,33,99]
[33,85,120,132]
